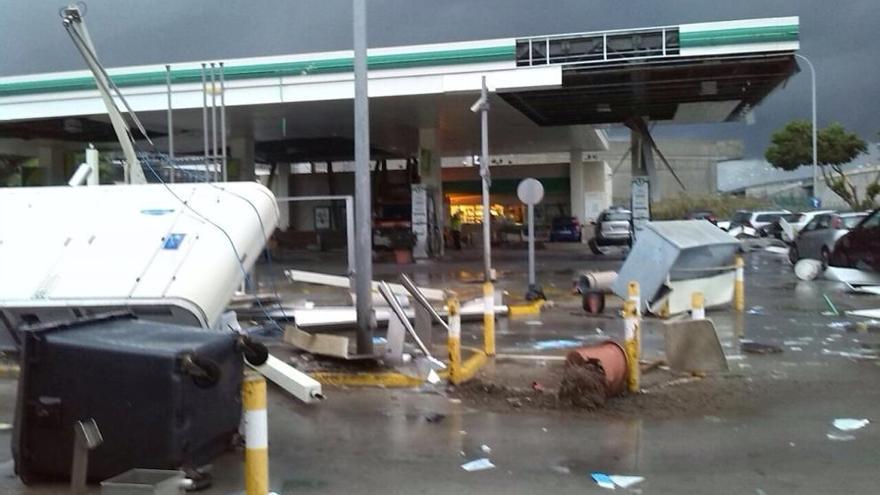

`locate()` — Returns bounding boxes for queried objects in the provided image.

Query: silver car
[790,212,868,265]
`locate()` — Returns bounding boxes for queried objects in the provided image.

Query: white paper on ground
[591,473,616,490]
[609,475,645,488]
[833,418,869,431]
[461,458,495,472]
[827,432,856,441]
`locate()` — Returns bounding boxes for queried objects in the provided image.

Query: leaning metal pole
[353,0,373,355]
[480,76,492,282]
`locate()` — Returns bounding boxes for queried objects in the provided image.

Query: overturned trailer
[612,221,740,316]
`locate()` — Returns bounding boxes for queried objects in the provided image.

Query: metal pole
[528,203,535,286]
[480,76,492,282]
[165,65,175,183]
[201,63,210,181]
[345,195,355,276]
[210,63,219,182]
[795,54,818,200]
[353,0,373,355]
[220,62,228,182]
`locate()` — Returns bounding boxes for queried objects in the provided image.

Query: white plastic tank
[0,182,279,336]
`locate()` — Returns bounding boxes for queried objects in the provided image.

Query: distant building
[718,143,880,211]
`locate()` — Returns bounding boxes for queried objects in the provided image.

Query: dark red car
[829,208,880,272]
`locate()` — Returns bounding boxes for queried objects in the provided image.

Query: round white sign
[517,178,545,205]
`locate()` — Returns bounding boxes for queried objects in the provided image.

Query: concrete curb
[309,347,489,388]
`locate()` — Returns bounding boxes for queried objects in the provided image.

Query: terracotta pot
[394,248,412,265]
[565,340,627,397]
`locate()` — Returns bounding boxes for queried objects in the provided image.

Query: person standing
[450,212,463,250]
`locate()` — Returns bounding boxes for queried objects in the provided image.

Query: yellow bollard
[691,291,705,320]
[623,299,640,393]
[627,281,641,316]
[482,281,496,356]
[242,372,269,495]
[447,293,462,385]
[734,255,745,312]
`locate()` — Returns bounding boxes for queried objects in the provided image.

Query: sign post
[517,178,545,300]
[630,177,651,241]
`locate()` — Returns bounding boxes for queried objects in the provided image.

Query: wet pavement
[1,245,879,494]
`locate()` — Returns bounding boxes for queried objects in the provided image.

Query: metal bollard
[627,281,641,316]
[623,299,640,393]
[447,293,462,385]
[482,281,496,356]
[242,372,269,495]
[734,255,745,312]
[691,292,705,320]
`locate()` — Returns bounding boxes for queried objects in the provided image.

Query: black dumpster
[12,313,250,484]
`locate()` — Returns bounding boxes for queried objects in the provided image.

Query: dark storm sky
[1,0,877,157]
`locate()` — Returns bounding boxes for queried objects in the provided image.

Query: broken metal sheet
[848,285,880,296]
[847,309,880,318]
[285,269,445,301]
[461,458,495,472]
[824,266,880,286]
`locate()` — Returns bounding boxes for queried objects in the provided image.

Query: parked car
[726,209,791,237]
[789,212,868,266]
[829,208,880,273]
[589,207,632,254]
[685,210,718,225]
[549,216,582,242]
[777,210,836,242]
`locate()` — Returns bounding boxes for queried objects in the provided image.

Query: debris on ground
[823,294,840,316]
[461,458,495,472]
[826,432,856,441]
[531,339,585,350]
[747,306,765,315]
[557,361,607,410]
[741,341,783,354]
[591,472,645,490]
[833,418,869,431]
[424,413,446,423]
[480,444,492,454]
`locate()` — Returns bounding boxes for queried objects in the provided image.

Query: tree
[765,120,876,210]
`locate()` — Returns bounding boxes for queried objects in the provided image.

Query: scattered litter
[827,432,856,441]
[424,413,446,423]
[531,339,584,350]
[747,306,765,315]
[741,341,783,354]
[726,354,746,360]
[820,311,836,316]
[591,473,645,490]
[789,346,803,352]
[783,340,802,346]
[426,369,441,385]
[480,444,492,454]
[833,418,869,431]
[372,336,388,345]
[550,465,571,474]
[531,381,545,392]
[823,294,840,316]
[461,458,495,472]
[610,475,645,489]
[449,398,462,404]
[591,473,616,490]
[541,427,548,432]
[524,320,544,326]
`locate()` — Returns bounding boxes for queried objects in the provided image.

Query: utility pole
[353,0,373,355]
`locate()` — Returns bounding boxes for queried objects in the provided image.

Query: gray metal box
[612,221,739,310]
[100,469,185,495]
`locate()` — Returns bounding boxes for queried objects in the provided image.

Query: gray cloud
[1,0,877,157]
